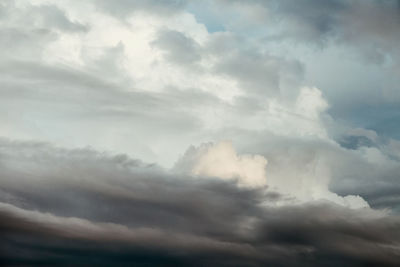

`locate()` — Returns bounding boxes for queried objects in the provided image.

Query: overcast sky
[1,0,400,266]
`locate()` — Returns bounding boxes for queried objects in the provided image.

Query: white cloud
[175,141,268,188]
[176,140,369,209]
[0,0,396,212]
[262,143,370,209]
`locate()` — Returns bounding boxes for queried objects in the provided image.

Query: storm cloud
[1,0,400,266]
[1,139,400,266]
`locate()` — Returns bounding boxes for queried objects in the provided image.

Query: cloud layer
[1,0,400,266]
[1,139,400,266]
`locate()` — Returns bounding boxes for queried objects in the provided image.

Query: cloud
[177,140,369,209]
[94,0,190,18]
[1,1,87,33]
[212,49,303,97]
[0,0,313,167]
[1,1,400,265]
[204,134,372,209]
[175,141,268,188]
[0,0,87,61]
[328,142,400,212]
[211,0,400,143]
[219,0,400,61]
[0,138,400,266]
[152,29,202,65]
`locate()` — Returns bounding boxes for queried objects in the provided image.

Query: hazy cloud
[95,0,190,18]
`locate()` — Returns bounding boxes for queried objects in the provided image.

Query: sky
[1,0,400,266]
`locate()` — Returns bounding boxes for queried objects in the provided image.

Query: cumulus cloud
[175,141,268,188]
[175,140,368,209]
[264,144,369,209]
[1,1,400,266]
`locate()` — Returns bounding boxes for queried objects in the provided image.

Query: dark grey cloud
[1,2,400,266]
[224,0,400,61]
[1,139,400,266]
[260,0,347,42]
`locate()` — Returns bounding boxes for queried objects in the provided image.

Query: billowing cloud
[175,141,268,187]
[1,0,400,266]
[175,140,368,209]
[0,139,399,266]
